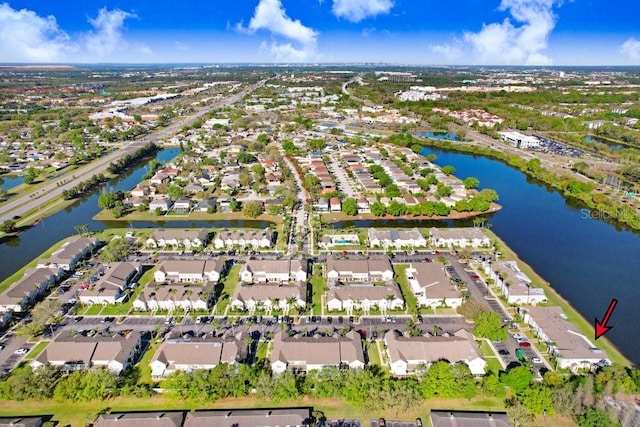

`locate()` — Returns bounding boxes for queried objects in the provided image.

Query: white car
[14,348,28,355]
[511,333,524,340]
[532,357,543,364]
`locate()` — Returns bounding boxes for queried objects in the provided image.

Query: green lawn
[25,341,50,360]
[84,305,103,315]
[366,341,382,365]
[477,340,496,357]
[255,341,268,361]
[393,264,418,313]
[215,264,241,315]
[309,275,327,315]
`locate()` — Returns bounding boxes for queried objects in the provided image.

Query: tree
[229,198,240,212]
[100,237,131,262]
[0,188,8,202]
[98,192,117,210]
[442,165,456,175]
[421,361,459,398]
[473,311,507,341]
[457,298,487,320]
[74,224,90,236]
[341,198,357,216]
[577,408,618,427]
[519,384,554,415]
[242,201,264,218]
[505,396,535,427]
[370,201,386,217]
[0,219,17,233]
[435,185,453,198]
[167,185,185,200]
[464,176,480,189]
[500,366,533,394]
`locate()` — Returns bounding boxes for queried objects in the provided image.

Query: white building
[150,334,247,379]
[153,259,225,284]
[270,330,365,374]
[405,263,462,309]
[133,284,214,312]
[213,228,273,249]
[484,261,547,305]
[430,227,491,249]
[367,228,427,249]
[499,131,540,149]
[522,306,608,372]
[318,234,360,249]
[385,329,486,376]
[326,256,394,283]
[146,228,209,250]
[326,282,404,312]
[240,259,307,284]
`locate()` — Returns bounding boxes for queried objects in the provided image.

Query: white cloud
[430,43,463,61]
[332,0,393,23]
[463,0,560,65]
[84,8,136,56]
[0,3,71,62]
[620,37,640,60]
[240,0,318,61]
[175,41,190,51]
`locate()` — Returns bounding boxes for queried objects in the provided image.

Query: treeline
[107,142,158,175]
[391,135,640,231]
[61,173,107,200]
[0,365,152,402]
[3,359,638,426]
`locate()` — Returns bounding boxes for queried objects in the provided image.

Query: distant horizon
[1,1,639,66]
[2,62,640,69]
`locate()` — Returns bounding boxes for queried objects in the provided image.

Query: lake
[420,146,640,365]
[415,131,464,141]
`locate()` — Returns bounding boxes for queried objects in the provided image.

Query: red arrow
[595,299,618,340]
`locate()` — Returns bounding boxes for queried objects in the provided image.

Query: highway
[0,79,268,225]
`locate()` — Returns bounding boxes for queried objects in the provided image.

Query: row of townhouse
[31,325,488,382]
[385,329,487,376]
[213,228,273,249]
[230,282,307,312]
[146,228,210,250]
[78,262,141,305]
[133,283,215,312]
[326,256,394,283]
[153,259,226,284]
[368,227,427,249]
[0,267,62,313]
[36,237,100,271]
[150,332,248,379]
[522,306,609,372]
[91,409,313,427]
[429,227,491,249]
[405,263,463,309]
[326,282,404,312]
[483,260,548,305]
[31,330,143,375]
[239,259,307,283]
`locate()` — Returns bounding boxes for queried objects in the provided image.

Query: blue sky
[1,0,639,65]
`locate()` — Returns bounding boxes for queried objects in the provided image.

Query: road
[0,79,268,225]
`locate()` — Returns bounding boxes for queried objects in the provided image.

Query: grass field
[309,275,327,315]
[25,341,49,360]
[215,264,241,315]
[485,230,631,367]
[393,264,418,314]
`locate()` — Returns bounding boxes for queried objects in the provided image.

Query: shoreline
[484,229,632,367]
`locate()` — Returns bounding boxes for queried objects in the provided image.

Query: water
[0,175,24,191]
[415,131,463,141]
[419,146,640,365]
[1,145,639,364]
[585,135,625,150]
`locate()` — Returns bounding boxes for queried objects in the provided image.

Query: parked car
[519,341,532,348]
[14,348,29,355]
[498,349,510,356]
[511,333,524,340]
[378,418,386,427]
[532,357,543,364]
[416,418,423,427]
